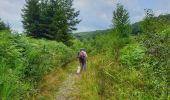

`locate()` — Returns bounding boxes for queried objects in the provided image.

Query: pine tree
[22,0,80,45]
[140,9,156,34]
[113,3,131,37]
[38,0,56,39]
[22,0,41,38]
[0,18,10,30]
[50,0,80,45]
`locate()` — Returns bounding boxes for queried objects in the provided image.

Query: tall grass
[78,27,169,99]
[0,30,75,99]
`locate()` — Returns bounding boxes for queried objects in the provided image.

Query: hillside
[132,14,170,35]
[1,1,170,99]
[74,14,170,41]
[73,29,112,41]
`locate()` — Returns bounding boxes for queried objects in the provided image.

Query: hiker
[78,48,88,72]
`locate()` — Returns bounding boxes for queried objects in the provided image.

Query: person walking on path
[78,48,88,72]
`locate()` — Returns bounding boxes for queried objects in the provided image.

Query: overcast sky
[0,0,170,33]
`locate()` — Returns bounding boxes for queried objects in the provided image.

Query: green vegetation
[0,18,10,30]
[132,13,170,35]
[22,0,80,45]
[74,28,169,99]
[72,6,169,100]
[74,14,170,40]
[0,30,74,99]
[69,5,170,100]
[113,3,131,37]
[74,29,112,41]
[0,1,169,100]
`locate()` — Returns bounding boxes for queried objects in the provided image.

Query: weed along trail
[55,56,99,100]
[35,60,80,100]
[35,56,98,100]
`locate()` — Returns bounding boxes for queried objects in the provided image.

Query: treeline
[0,18,10,30]
[74,29,113,41]
[132,13,170,35]
[74,11,170,41]
[22,0,80,46]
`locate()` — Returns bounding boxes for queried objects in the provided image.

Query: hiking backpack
[79,51,85,59]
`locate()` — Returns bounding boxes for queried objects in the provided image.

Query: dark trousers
[80,58,86,71]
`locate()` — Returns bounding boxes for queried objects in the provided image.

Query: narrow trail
[56,73,79,100]
[35,57,97,100]
[35,60,81,100]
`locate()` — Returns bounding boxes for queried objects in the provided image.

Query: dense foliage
[75,7,169,100]
[79,27,169,100]
[22,0,80,45]
[120,43,146,67]
[22,0,41,37]
[1,1,170,99]
[113,3,131,37]
[74,29,112,41]
[132,13,170,35]
[0,30,74,99]
[0,18,10,30]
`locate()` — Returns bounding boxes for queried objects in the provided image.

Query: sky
[0,0,170,33]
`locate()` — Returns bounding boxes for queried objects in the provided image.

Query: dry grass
[32,61,78,100]
[68,56,101,100]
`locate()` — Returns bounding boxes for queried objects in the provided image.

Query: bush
[120,43,146,68]
[0,31,30,99]
[0,18,10,30]
[16,36,74,82]
[0,31,75,99]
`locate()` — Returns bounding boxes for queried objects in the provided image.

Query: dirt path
[34,60,80,100]
[56,73,79,100]
[34,57,96,100]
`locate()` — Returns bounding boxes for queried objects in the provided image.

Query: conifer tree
[50,0,80,45]
[113,3,131,37]
[22,0,41,37]
[0,18,10,30]
[22,0,80,45]
[39,0,56,39]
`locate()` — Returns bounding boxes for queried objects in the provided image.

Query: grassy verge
[33,60,78,100]
[0,31,75,99]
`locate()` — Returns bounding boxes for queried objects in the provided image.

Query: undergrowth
[0,30,74,99]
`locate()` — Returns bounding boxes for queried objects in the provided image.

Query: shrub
[14,35,75,82]
[120,43,146,68]
[0,31,31,99]
[0,31,75,99]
